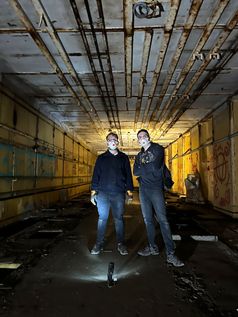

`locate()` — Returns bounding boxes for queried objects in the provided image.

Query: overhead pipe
[123,0,134,99]
[142,0,180,125]
[84,0,120,132]
[8,0,104,138]
[96,0,122,141]
[148,0,203,128]
[69,0,113,129]
[162,41,238,136]
[161,19,238,135]
[30,0,105,135]
[160,10,238,136]
[153,0,231,135]
[134,29,153,130]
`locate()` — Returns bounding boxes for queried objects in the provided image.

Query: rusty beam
[124,0,134,99]
[148,0,203,130]
[142,0,181,127]
[69,0,113,130]
[160,9,238,136]
[153,0,231,136]
[8,0,104,138]
[96,0,122,140]
[134,29,153,130]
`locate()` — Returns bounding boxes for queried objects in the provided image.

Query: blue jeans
[139,187,175,256]
[95,191,125,245]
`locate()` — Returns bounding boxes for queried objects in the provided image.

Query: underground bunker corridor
[1,0,238,316]
[0,191,238,317]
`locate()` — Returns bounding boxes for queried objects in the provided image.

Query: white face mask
[139,137,150,147]
[107,140,118,151]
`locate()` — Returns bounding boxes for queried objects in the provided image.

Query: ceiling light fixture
[133,1,164,19]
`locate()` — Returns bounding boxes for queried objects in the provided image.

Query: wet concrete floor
[0,191,238,317]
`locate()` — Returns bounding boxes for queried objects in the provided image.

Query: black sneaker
[137,245,159,256]
[91,243,103,255]
[117,243,128,255]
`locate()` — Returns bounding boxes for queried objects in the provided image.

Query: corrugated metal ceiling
[0,0,238,154]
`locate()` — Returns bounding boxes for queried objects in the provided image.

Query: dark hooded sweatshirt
[133,142,164,188]
[91,150,133,193]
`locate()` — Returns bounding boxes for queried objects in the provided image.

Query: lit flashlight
[107,262,115,288]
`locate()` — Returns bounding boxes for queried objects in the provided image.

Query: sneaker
[167,254,184,267]
[90,243,103,255]
[137,245,159,256]
[117,243,128,255]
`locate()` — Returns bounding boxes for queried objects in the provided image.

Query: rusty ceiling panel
[0,0,238,153]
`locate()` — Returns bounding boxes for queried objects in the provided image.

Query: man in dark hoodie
[133,129,184,267]
[90,132,133,255]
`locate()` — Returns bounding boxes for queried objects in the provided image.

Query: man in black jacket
[133,129,184,267]
[90,132,133,255]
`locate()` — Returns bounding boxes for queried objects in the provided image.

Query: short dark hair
[106,132,118,141]
[137,129,150,138]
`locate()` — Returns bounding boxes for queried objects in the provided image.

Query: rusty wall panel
[37,152,56,178]
[171,142,178,192]
[0,143,12,194]
[199,118,214,202]
[171,157,179,193]
[38,119,54,144]
[166,146,172,165]
[65,135,73,158]
[177,157,184,194]
[213,140,232,211]
[183,133,191,193]
[190,127,200,183]
[0,126,9,140]
[63,160,73,183]
[213,104,230,141]
[231,99,238,133]
[13,133,35,148]
[232,135,238,215]
[190,126,199,151]
[15,105,37,137]
[83,147,88,164]
[177,138,184,192]
[54,128,64,151]
[191,150,200,174]
[79,144,84,163]
[0,87,94,224]
[200,145,214,202]
[73,141,79,161]
[55,157,63,177]
[231,99,238,215]
[0,143,13,178]
[0,93,14,127]
[200,118,213,145]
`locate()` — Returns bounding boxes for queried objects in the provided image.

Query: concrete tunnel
[0,0,238,316]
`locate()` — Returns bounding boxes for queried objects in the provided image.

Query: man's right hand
[90,190,97,206]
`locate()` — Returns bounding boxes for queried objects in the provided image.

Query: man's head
[137,129,151,148]
[106,132,119,151]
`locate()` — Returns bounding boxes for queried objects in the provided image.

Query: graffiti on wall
[213,141,231,208]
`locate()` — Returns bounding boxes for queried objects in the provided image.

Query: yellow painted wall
[0,85,96,225]
[168,101,237,217]
[231,99,238,214]
[213,105,232,212]
[170,142,178,192]
[199,119,213,202]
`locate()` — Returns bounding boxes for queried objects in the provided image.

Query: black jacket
[91,150,133,193]
[133,142,164,188]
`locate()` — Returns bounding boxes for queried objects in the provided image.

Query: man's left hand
[126,190,133,204]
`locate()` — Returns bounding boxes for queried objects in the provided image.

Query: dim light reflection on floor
[68,254,143,283]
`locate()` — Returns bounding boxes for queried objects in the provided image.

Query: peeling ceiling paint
[0,0,238,154]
